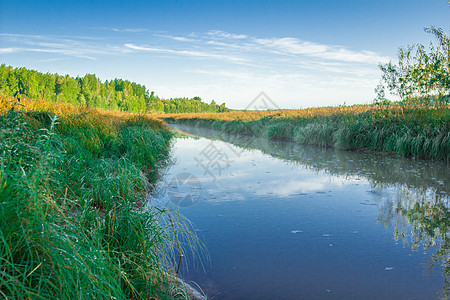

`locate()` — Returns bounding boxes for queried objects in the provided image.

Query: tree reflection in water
[378,186,449,298]
[171,123,450,295]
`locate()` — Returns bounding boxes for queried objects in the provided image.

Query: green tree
[80,74,100,108]
[379,27,449,105]
[56,75,80,105]
[0,64,10,93]
[38,72,57,101]
[0,65,230,113]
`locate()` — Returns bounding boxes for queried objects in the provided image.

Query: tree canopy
[0,65,230,114]
[377,27,449,106]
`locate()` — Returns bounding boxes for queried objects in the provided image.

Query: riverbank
[0,95,199,299]
[162,104,450,161]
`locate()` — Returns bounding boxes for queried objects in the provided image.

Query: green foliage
[162,97,229,114]
[0,64,230,114]
[378,187,450,298]
[0,108,198,298]
[171,106,450,161]
[379,27,450,105]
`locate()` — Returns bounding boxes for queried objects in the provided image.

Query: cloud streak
[155,34,197,42]
[207,30,248,39]
[254,37,389,64]
[0,33,128,59]
[124,43,248,63]
[0,47,16,54]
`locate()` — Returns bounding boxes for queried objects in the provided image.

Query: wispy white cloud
[111,27,147,33]
[0,46,97,60]
[152,30,390,66]
[0,33,45,38]
[254,37,389,64]
[124,43,248,63]
[91,26,148,33]
[0,47,16,54]
[205,40,256,52]
[0,33,129,59]
[207,30,248,39]
[123,44,159,51]
[171,36,196,42]
[155,34,197,42]
[255,38,327,55]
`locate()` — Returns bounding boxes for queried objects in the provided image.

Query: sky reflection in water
[150,126,449,300]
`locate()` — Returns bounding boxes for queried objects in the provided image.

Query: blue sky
[0,0,449,109]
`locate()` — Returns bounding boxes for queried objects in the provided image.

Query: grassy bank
[163,104,450,161]
[0,95,197,299]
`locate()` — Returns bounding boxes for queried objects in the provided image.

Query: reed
[0,94,199,299]
[165,104,450,161]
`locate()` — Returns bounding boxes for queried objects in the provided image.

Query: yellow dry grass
[155,103,449,122]
[0,94,167,129]
[3,94,447,126]
[155,105,379,122]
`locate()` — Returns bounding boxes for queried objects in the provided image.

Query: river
[150,124,449,299]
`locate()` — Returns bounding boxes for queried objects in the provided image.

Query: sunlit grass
[163,102,450,160]
[158,104,379,121]
[0,94,202,299]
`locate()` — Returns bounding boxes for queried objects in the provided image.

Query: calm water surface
[150,125,449,300]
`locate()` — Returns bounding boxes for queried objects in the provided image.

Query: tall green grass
[170,106,450,161]
[0,107,198,299]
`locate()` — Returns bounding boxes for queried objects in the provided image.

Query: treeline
[0,64,229,114]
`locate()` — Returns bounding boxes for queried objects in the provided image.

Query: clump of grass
[0,98,200,299]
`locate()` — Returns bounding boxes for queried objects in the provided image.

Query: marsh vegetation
[0,95,199,299]
[165,103,449,161]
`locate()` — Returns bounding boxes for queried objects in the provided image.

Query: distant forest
[0,64,229,113]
